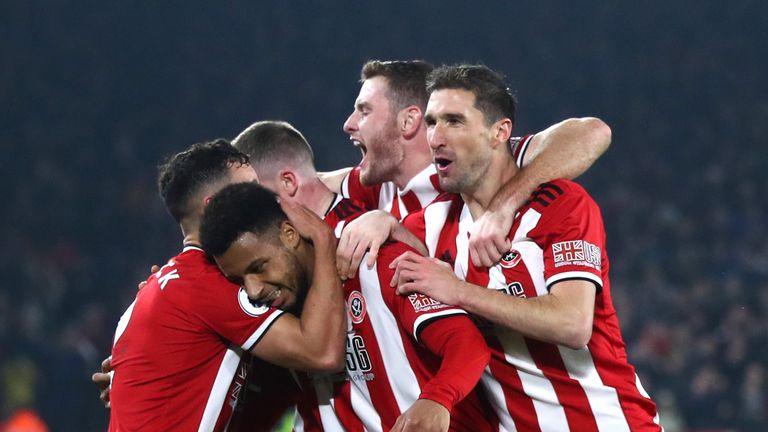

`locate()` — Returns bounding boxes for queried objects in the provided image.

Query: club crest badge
[348,291,367,324]
[499,249,522,268]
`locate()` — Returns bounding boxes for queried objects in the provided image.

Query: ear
[491,118,513,148]
[399,106,423,139]
[278,220,301,249]
[202,194,214,209]
[277,170,299,197]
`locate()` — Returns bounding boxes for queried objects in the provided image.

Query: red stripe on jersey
[390,193,402,220]
[487,338,542,432]
[333,380,365,432]
[399,190,422,216]
[295,374,324,432]
[469,265,541,432]
[526,340,599,431]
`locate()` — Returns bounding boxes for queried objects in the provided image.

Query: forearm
[456,281,591,349]
[418,317,490,411]
[298,236,346,366]
[493,118,611,212]
[390,222,428,256]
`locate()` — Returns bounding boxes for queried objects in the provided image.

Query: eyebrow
[244,258,268,274]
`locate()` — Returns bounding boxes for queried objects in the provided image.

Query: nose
[343,111,357,135]
[428,123,444,150]
[243,275,267,301]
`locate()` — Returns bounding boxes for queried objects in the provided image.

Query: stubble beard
[359,118,401,186]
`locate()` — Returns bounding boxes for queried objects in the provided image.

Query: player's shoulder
[523,179,594,212]
[170,248,235,290]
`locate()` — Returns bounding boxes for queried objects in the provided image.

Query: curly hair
[200,182,285,257]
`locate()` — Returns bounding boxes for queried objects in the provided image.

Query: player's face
[425,89,494,194]
[215,232,309,313]
[343,76,403,186]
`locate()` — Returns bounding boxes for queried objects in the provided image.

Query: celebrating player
[107,140,346,431]
[391,64,661,431]
[227,121,496,431]
[326,60,611,277]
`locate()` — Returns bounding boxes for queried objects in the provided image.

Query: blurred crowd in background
[1,1,765,431]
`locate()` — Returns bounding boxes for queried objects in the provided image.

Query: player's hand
[468,207,514,267]
[280,200,334,246]
[389,251,463,305]
[336,210,397,280]
[91,356,113,408]
[137,265,161,290]
[391,399,449,432]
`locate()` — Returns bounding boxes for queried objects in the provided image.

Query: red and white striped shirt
[109,246,284,432]
[405,180,661,432]
[295,196,495,431]
[341,136,534,220]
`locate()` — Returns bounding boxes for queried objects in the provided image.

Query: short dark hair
[157,139,249,223]
[200,182,286,257]
[361,60,434,112]
[426,64,517,126]
[232,120,314,171]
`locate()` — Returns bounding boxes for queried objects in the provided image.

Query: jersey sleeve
[528,181,606,291]
[340,166,381,211]
[197,276,285,351]
[510,134,535,168]
[376,242,467,342]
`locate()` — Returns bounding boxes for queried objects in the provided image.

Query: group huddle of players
[94,60,663,431]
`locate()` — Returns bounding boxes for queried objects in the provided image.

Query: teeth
[265,289,281,302]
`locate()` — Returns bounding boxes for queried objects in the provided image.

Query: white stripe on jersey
[557,346,630,431]
[378,184,397,215]
[412,309,467,341]
[358,259,421,414]
[240,310,285,350]
[515,135,534,168]
[198,346,242,432]
[423,199,452,258]
[496,331,571,431]
[454,205,473,279]
[511,208,542,242]
[480,365,518,432]
[546,271,603,290]
[309,375,348,431]
[350,374,383,432]
[113,299,136,346]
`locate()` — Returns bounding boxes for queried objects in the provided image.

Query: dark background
[1,1,766,430]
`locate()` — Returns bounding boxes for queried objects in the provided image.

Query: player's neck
[463,156,518,219]
[300,178,337,218]
[180,225,202,249]
[392,136,432,190]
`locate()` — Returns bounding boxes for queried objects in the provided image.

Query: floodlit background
[1,1,766,431]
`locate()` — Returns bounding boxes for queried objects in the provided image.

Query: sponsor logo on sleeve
[348,291,367,324]
[407,293,446,313]
[552,240,601,270]
[238,288,271,317]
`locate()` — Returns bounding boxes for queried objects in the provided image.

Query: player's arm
[391,253,595,349]
[393,316,490,432]
[470,117,611,266]
[250,202,346,372]
[336,210,428,279]
[318,167,353,194]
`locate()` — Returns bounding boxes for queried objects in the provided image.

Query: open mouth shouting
[434,155,454,173]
